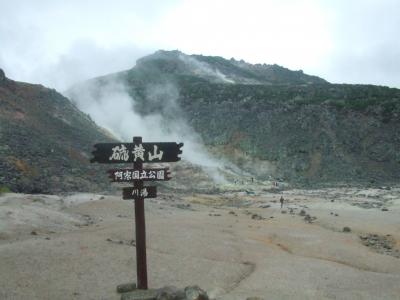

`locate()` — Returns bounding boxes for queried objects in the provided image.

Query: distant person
[280,196,284,209]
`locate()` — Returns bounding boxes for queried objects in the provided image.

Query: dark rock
[304,215,317,223]
[30,231,38,235]
[299,209,306,216]
[0,68,5,82]
[343,226,351,233]
[121,289,158,300]
[175,204,192,210]
[251,213,264,220]
[117,282,137,294]
[259,204,271,208]
[209,213,221,217]
[156,286,185,300]
[359,233,399,258]
[184,286,209,300]
[381,208,389,211]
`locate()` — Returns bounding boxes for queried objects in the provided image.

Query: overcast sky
[0,0,399,90]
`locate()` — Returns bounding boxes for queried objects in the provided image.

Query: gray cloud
[0,0,399,89]
[317,0,400,87]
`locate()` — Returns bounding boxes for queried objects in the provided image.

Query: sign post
[91,136,183,290]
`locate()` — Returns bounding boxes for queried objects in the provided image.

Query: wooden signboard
[90,136,183,290]
[91,142,183,163]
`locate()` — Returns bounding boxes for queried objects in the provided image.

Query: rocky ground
[0,186,399,299]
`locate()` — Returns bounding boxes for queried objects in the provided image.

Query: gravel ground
[0,188,399,300]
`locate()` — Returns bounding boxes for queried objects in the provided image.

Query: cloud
[0,0,399,90]
[316,0,400,87]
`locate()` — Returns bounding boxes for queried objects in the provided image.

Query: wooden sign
[91,142,183,163]
[90,136,183,290]
[107,168,171,182]
[122,186,157,200]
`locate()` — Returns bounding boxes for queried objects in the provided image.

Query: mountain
[69,50,400,186]
[0,68,115,193]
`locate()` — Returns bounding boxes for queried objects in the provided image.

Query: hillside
[0,68,115,193]
[68,51,400,186]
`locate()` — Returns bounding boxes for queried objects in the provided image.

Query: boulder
[156,286,185,300]
[184,286,209,300]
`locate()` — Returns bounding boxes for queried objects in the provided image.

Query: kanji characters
[132,170,140,179]
[148,170,156,179]
[156,170,165,180]
[123,170,132,181]
[141,188,148,197]
[114,171,123,180]
[148,145,163,161]
[140,170,148,179]
[132,144,145,161]
[109,144,129,161]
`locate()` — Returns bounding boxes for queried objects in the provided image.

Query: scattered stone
[246,297,265,300]
[228,211,237,216]
[117,283,137,294]
[30,231,38,235]
[304,215,317,223]
[175,204,192,210]
[121,288,158,300]
[334,213,339,217]
[107,238,135,246]
[381,208,389,211]
[208,213,221,217]
[352,202,383,209]
[281,210,287,214]
[156,286,185,300]
[359,233,399,258]
[299,209,307,216]
[152,285,209,300]
[45,237,51,240]
[259,204,271,208]
[184,285,209,300]
[330,199,335,202]
[251,213,264,220]
[343,227,351,233]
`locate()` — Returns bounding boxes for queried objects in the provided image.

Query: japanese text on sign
[109,144,163,162]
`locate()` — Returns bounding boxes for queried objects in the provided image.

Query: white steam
[178,53,235,84]
[67,79,229,183]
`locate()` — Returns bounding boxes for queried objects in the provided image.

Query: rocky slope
[68,50,400,186]
[0,68,115,193]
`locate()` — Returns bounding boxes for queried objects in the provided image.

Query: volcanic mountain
[68,50,400,187]
[0,68,115,193]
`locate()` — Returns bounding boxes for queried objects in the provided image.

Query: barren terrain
[1,186,400,299]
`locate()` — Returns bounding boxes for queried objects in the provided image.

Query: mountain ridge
[67,50,400,187]
[0,68,115,193]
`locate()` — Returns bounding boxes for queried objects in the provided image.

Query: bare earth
[0,187,400,300]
